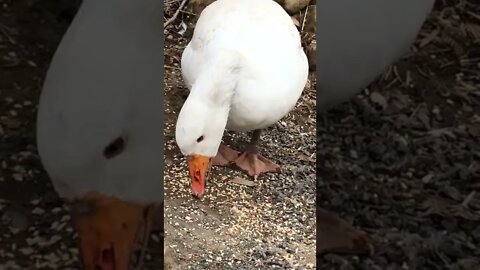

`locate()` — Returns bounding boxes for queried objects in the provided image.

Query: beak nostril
[194,170,201,182]
[99,246,115,270]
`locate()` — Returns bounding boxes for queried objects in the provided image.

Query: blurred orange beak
[188,154,212,198]
[70,193,153,270]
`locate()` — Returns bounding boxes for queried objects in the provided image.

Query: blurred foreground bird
[317,0,435,109]
[316,0,435,254]
[37,0,164,269]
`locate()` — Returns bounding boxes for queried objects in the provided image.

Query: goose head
[175,94,230,198]
[175,51,241,197]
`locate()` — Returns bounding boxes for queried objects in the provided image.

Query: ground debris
[317,0,480,268]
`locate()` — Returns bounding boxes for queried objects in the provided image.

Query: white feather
[176,0,309,157]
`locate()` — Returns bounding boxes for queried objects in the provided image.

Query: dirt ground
[163,2,316,269]
[316,1,480,269]
[163,38,316,270]
[0,1,81,269]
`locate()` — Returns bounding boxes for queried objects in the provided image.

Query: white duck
[175,0,309,198]
[317,0,435,109]
[36,0,163,269]
[316,0,435,255]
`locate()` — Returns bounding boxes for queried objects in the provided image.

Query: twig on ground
[165,65,181,70]
[0,23,17,44]
[462,191,476,207]
[301,5,309,32]
[164,0,188,29]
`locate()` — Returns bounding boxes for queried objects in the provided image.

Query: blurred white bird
[36,0,163,269]
[317,0,435,109]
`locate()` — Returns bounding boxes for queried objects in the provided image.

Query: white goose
[36,0,163,269]
[175,0,309,198]
[316,0,435,255]
[317,0,435,109]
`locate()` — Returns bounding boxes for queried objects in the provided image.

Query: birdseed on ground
[163,36,317,269]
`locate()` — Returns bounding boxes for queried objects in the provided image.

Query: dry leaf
[419,196,479,221]
[297,153,314,162]
[230,177,256,187]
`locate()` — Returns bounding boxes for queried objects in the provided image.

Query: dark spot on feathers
[104,137,126,159]
[196,135,204,143]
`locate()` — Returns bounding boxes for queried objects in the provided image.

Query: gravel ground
[317,1,480,269]
[163,37,317,269]
[0,1,81,269]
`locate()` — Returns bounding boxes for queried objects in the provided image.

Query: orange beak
[188,154,212,198]
[70,193,153,270]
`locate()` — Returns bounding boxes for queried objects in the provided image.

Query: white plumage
[37,1,164,268]
[317,0,435,108]
[176,0,309,158]
[37,0,163,206]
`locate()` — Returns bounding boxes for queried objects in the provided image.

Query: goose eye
[103,137,126,159]
[196,135,204,143]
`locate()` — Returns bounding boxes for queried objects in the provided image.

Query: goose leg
[212,143,239,166]
[234,129,281,179]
